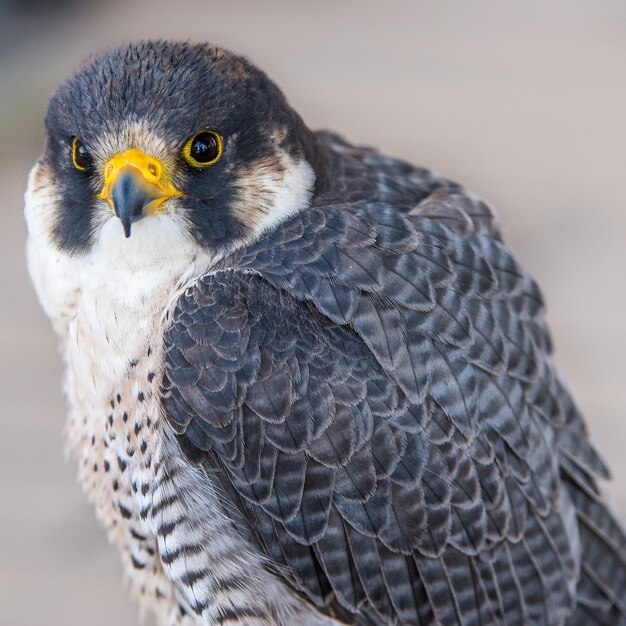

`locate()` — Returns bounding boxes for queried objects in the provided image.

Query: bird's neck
[29,209,213,410]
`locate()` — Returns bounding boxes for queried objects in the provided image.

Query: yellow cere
[96,148,182,215]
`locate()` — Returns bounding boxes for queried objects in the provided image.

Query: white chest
[62,265,174,568]
[25,198,213,570]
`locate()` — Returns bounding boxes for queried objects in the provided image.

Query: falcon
[25,41,626,626]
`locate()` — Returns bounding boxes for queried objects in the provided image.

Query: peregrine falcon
[25,41,626,626]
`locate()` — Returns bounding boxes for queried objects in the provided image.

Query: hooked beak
[96,149,182,237]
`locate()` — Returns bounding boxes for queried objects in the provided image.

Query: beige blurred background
[1,1,625,624]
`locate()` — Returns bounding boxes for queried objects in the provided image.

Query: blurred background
[1,1,625,624]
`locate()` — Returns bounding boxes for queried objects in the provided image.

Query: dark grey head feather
[43,40,327,253]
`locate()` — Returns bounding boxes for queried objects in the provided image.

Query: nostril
[147,162,159,178]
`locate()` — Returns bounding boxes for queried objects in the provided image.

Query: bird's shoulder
[160,144,615,624]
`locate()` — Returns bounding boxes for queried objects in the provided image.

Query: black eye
[72,137,92,172]
[183,130,223,167]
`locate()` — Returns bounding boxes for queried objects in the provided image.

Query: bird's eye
[71,137,92,172]
[182,130,223,168]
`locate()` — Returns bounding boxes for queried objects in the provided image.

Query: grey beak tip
[112,170,147,239]
[121,218,132,238]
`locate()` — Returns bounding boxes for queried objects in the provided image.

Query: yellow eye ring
[72,137,91,172]
[72,137,92,171]
[182,130,223,168]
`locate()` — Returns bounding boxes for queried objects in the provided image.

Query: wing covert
[162,190,613,625]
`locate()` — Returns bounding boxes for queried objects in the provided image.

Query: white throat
[24,165,214,409]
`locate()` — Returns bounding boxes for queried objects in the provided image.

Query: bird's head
[28,41,327,261]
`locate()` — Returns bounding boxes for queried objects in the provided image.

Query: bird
[24,40,626,626]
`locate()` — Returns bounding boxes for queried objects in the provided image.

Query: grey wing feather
[162,146,626,625]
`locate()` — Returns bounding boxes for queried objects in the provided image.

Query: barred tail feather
[566,480,626,625]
